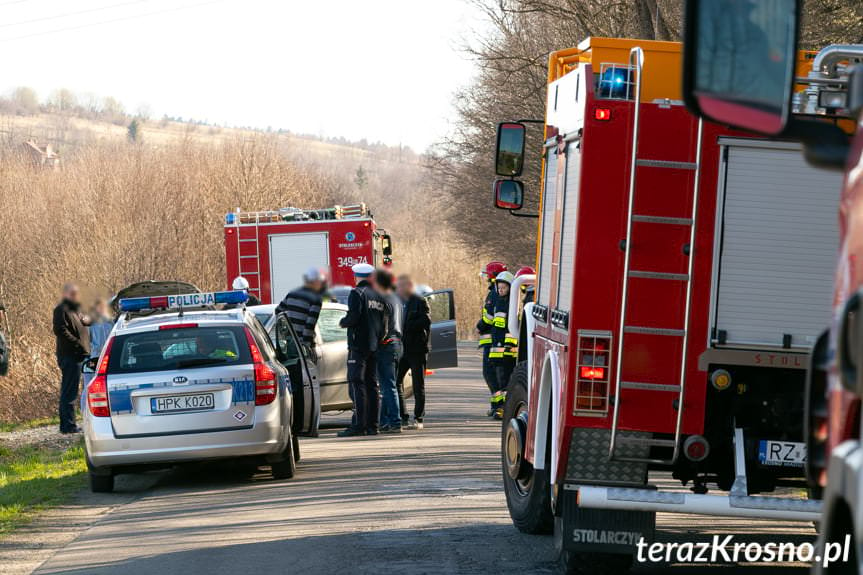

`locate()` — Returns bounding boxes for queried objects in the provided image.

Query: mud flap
[560,484,655,555]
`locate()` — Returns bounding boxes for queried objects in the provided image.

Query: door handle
[440,330,455,336]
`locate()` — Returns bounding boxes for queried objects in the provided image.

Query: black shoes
[337,427,365,437]
[60,426,82,434]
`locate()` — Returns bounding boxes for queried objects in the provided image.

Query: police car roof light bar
[118,290,248,313]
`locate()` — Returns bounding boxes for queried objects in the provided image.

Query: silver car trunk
[108,363,257,437]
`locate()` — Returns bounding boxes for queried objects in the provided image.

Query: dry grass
[0,129,488,423]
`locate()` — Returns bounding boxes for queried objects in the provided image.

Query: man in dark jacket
[338,263,387,437]
[396,274,431,430]
[53,284,91,434]
[0,302,8,377]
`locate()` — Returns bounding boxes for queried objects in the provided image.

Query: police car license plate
[758,440,806,467]
[151,393,215,414]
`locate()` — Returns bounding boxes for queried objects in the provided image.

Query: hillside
[0,111,488,423]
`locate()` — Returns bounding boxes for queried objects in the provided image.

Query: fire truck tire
[555,518,633,575]
[502,363,553,534]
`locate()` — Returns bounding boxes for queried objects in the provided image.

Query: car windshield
[108,326,251,373]
[318,308,347,343]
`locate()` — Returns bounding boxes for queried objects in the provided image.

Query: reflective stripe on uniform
[493,317,507,328]
[504,336,518,346]
[482,309,494,325]
[478,335,492,347]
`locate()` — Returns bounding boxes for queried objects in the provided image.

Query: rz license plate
[151,393,215,414]
[758,440,807,467]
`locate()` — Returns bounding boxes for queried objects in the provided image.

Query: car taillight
[87,375,110,417]
[254,362,277,405]
[575,332,612,414]
[245,328,277,405]
[87,337,114,418]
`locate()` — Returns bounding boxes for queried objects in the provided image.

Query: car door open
[425,289,458,369]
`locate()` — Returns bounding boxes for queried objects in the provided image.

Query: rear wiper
[176,357,229,368]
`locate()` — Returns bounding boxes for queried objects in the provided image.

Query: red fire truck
[223,204,392,303]
[492,35,842,572]
[678,2,863,574]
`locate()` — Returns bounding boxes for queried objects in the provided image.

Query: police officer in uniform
[338,263,388,437]
[477,261,507,416]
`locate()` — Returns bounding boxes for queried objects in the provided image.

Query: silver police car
[83,286,300,492]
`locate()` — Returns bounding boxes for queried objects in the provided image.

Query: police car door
[425,289,458,369]
[273,315,318,434]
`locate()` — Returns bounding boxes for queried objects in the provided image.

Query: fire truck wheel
[502,362,553,534]
[555,519,633,575]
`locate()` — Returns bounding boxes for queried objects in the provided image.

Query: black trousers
[397,352,426,423]
[57,354,82,432]
[348,349,379,433]
[494,357,516,394]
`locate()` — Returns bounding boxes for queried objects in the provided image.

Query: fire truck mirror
[381,234,393,257]
[495,122,526,177]
[494,179,524,211]
[682,0,799,136]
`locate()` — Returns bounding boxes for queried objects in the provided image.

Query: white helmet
[232,276,250,291]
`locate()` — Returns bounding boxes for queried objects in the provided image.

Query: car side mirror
[682,0,800,136]
[381,234,393,257]
[82,357,98,374]
[494,179,524,210]
[495,122,526,177]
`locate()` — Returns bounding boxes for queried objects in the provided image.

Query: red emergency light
[594,108,612,121]
[580,366,606,380]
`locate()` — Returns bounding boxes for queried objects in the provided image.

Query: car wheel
[292,432,301,463]
[271,432,297,479]
[89,470,115,493]
[502,362,553,534]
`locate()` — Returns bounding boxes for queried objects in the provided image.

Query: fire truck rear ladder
[236,215,262,301]
[608,47,702,466]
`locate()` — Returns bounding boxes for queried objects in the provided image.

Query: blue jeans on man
[377,340,402,429]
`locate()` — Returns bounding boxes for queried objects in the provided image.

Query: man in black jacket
[52,284,91,434]
[338,263,388,437]
[396,274,431,430]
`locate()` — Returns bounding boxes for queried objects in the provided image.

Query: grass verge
[0,416,60,433]
[0,439,86,535]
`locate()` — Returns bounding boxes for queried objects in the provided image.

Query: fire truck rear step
[577,429,821,522]
[615,437,677,448]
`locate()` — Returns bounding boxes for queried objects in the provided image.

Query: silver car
[83,286,304,493]
[257,289,461,411]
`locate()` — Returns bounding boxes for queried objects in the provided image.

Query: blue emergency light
[118,290,248,312]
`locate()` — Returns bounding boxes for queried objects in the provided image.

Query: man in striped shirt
[276,267,327,436]
[276,267,327,358]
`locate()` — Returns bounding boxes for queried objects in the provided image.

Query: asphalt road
[10,346,816,575]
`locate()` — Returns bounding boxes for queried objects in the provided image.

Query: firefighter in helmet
[514,266,535,363]
[488,270,518,419]
[477,260,507,416]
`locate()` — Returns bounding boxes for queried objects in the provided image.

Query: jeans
[57,354,82,432]
[397,352,427,424]
[347,349,379,433]
[377,341,402,428]
[481,346,497,393]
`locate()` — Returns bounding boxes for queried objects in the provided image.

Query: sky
[0,0,485,151]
